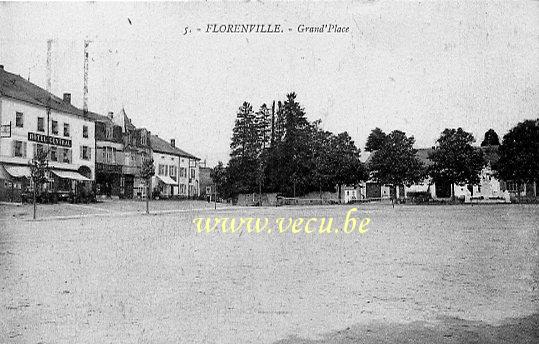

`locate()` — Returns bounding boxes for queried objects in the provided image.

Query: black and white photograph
[0,1,538,343]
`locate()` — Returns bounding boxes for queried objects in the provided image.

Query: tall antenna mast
[83,40,91,117]
[46,39,53,139]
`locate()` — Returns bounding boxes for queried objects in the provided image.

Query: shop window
[50,146,57,162]
[13,140,27,157]
[81,146,92,160]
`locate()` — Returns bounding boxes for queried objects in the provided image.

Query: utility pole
[83,40,91,118]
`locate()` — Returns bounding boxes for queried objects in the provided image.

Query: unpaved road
[1,203,538,343]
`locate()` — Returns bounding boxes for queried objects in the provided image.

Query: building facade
[150,135,200,199]
[0,65,95,202]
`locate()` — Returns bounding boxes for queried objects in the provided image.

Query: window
[34,143,44,157]
[63,123,70,137]
[158,164,165,176]
[50,146,57,162]
[105,125,113,140]
[37,117,45,132]
[13,140,27,157]
[81,146,91,160]
[180,184,187,194]
[83,125,88,138]
[104,147,116,164]
[51,120,58,135]
[170,166,177,180]
[190,168,195,178]
[15,112,24,128]
[60,148,72,163]
[507,181,519,192]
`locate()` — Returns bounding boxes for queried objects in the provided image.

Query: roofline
[0,93,94,123]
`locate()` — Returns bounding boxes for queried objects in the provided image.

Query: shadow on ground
[272,314,539,344]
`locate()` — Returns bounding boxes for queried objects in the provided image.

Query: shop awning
[4,165,31,178]
[156,175,177,185]
[52,170,91,181]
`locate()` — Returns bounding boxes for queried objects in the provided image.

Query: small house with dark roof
[150,134,200,199]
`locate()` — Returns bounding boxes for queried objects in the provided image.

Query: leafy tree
[365,127,387,152]
[369,130,425,202]
[429,128,484,199]
[210,161,228,200]
[481,129,500,146]
[140,158,155,214]
[327,132,367,202]
[29,148,49,220]
[309,121,335,196]
[496,119,539,195]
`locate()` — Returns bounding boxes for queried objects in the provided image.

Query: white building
[150,135,200,199]
[0,65,95,202]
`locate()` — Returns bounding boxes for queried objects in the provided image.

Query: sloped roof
[0,67,87,118]
[150,135,199,160]
[85,111,114,124]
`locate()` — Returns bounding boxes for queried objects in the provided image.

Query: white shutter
[80,145,84,160]
[22,142,27,158]
[88,147,92,160]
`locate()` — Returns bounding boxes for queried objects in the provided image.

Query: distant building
[150,135,200,199]
[0,65,95,202]
[87,109,152,199]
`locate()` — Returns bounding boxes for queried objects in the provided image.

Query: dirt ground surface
[1,201,538,343]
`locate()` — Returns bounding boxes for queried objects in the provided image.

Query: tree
[210,161,228,201]
[496,119,539,196]
[278,92,312,196]
[29,148,49,220]
[429,128,484,200]
[140,158,155,214]
[327,132,367,202]
[369,130,425,203]
[365,127,387,152]
[230,102,259,160]
[481,129,500,146]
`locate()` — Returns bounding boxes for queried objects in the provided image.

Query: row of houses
[0,65,201,202]
[342,147,537,204]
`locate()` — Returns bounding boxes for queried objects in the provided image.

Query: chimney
[170,139,176,147]
[63,93,71,104]
[108,111,114,120]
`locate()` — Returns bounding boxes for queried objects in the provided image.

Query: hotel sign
[28,132,72,148]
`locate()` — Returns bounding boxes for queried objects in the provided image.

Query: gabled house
[150,135,200,199]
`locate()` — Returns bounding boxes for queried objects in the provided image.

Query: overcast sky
[1,1,537,165]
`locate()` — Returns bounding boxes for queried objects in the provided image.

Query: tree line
[212,92,538,201]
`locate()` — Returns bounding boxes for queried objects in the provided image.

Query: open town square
[1,200,538,343]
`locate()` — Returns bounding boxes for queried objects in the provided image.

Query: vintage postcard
[0,1,538,343]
